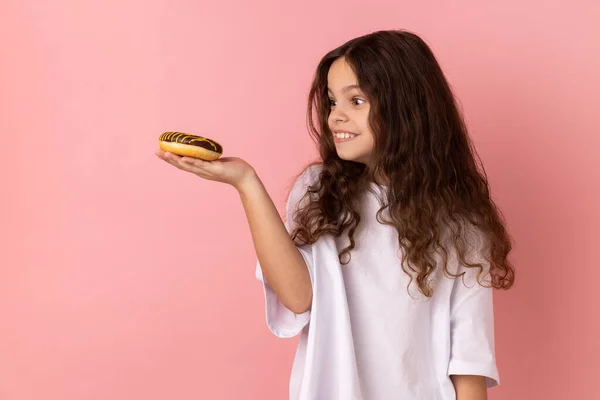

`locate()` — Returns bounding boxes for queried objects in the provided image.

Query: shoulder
[289,162,323,194]
[283,163,323,229]
[284,162,323,209]
[440,220,493,287]
[297,162,323,186]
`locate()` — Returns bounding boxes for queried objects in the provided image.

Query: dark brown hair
[289,29,514,297]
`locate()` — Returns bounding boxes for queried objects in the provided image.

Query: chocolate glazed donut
[158,132,223,161]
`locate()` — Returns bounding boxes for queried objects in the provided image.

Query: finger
[160,151,179,165]
[183,158,223,179]
[163,151,179,160]
[163,152,189,169]
[158,152,212,179]
[177,157,213,177]
[163,154,192,171]
[180,157,215,174]
[157,150,175,162]
[180,156,209,169]
[156,149,175,160]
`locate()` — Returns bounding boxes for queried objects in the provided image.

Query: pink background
[1,1,598,399]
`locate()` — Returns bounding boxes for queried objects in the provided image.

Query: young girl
[156,29,515,400]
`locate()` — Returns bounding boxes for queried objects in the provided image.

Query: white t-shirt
[255,164,499,400]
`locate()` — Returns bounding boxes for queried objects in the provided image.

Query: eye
[328,97,365,107]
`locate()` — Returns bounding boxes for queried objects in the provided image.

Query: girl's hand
[155,149,257,191]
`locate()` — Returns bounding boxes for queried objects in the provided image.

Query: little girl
[156,29,515,400]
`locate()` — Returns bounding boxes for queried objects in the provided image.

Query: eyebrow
[327,84,360,94]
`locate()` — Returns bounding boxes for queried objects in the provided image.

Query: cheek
[363,131,375,148]
[359,110,371,129]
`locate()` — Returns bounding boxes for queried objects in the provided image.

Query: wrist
[234,170,261,194]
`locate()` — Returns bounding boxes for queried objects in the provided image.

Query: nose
[329,106,349,123]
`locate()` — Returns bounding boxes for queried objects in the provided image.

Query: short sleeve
[448,281,499,387]
[447,231,500,387]
[255,164,320,338]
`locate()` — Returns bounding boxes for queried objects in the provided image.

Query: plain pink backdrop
[1,0,599,399]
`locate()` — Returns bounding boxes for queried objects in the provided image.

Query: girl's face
[327,57,375,165]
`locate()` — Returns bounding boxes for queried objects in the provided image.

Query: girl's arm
[155,151,313,314]
[237,174,313,314]
[450,375,488,400]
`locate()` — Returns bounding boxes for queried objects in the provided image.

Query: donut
[158,131,223,161]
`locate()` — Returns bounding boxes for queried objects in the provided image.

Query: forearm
[237,174,312,314]
[450,375,487,400]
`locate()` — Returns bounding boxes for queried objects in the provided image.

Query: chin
[336,152,368,164]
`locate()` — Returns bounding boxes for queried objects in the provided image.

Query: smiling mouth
[333,132,359,143]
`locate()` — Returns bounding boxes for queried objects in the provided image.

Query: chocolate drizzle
[159,132,223,153]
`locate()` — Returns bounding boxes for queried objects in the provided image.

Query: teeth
[334,132,357,139]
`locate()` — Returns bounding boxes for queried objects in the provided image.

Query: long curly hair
[289,29,515,297]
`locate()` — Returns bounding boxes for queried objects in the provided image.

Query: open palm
[156,149,256,189]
